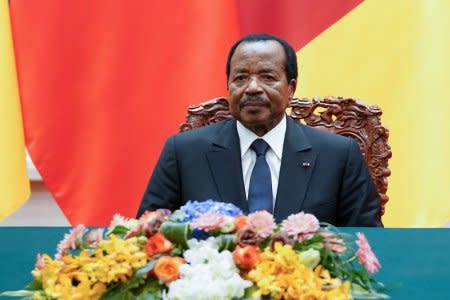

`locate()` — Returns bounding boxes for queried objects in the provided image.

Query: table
[0,227,449,299]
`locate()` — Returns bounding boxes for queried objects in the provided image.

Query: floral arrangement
[1,200,388,299]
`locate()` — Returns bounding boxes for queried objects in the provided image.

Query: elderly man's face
[227,40,296,136]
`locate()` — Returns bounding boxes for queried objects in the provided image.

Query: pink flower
[55,224,86,260]
[281,212,319,242]
[191,212,228,232]
[246,211,276,238]
[85,228,104,246]
[320,232,346,253]
[355,232,381,274]
[125,209,171,238]
[35,254,46,270]
[138,209,171,229]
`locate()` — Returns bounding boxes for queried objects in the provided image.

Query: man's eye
[262,75,276,81]
[234,76,247,82]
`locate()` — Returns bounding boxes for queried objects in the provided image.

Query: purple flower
[180,200,243,222]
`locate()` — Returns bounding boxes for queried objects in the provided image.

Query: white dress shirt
[236,115,286,207]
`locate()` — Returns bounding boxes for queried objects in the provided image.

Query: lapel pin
[302,161,311,168]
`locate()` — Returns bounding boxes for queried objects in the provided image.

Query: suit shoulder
[295,122,353,151]
[170,118,233,144]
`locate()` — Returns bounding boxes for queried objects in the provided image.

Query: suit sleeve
[136,135,181,217]
[337,139,383,227]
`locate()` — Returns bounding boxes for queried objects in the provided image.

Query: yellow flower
[247,242,351,300]
[32,234,147,299]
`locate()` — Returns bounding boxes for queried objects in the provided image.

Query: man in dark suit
[137,34,382,227]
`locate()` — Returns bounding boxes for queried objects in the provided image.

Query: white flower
[220,216,236,233]
[164,237,252,300]
[298,248,321,269]
[107,214,138,233]
[187,236,219,250]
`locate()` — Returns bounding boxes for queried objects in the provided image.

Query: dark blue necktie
[248,139,273,213]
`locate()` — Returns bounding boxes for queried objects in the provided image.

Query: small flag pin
[302,161,311,168]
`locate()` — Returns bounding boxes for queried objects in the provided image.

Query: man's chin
[239,115,269,127]
[238,115,273,133]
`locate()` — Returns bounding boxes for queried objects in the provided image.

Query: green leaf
[292,235,324,252]
[273,224,281,233]
[0,290,35,298]
[218,234,235,251]
[243,285,260,299]
[167,210,185,222]
[107,225,130,236]
[99,284,135,300]
[351,283,390,299]
[258,236,271,250]
[170,244,184,256]
[99,273,165,300]
[135,260,156,277]
[159,222,190,249]
[134,278,164,300]
[124,275,146,290]
[135,292,162,300]
[25,279,42,291]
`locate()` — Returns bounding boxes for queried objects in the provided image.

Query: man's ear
[288,79,297,98]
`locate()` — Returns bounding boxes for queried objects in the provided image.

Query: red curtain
[11,0,361,225]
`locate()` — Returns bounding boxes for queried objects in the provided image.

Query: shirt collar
[236,114,286,159]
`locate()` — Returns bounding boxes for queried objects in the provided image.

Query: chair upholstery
[179,97,391,215]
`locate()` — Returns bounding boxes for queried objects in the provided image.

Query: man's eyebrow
[232,67,248,74]
[259,68,276,73]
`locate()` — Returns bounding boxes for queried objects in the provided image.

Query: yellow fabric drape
[296,0,450,227]
[0,0,30,221]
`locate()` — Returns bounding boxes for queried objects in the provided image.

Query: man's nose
[245,77,263,94]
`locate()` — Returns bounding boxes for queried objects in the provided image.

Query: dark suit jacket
[138,116,382,226]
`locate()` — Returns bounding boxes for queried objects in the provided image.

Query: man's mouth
[240,98,270,109]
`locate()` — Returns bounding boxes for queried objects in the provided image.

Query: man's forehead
[230,40,286,69]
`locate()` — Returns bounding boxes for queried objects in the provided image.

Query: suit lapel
[206,119,248,212]
[274,118,317,223]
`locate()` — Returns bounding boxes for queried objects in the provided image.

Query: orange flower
[153,256,185,283]
[234,216,247,232]
[145,232,174,257]
[233,245,260,270]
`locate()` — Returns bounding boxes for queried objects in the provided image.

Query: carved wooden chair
[179,97,391,215]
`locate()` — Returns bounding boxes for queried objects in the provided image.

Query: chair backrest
[180,97,391,215]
